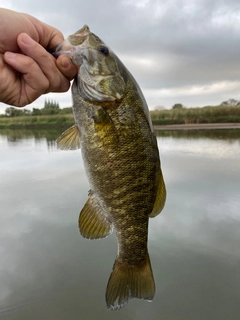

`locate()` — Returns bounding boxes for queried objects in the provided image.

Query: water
[0,128,239,320]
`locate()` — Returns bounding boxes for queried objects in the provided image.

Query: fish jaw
[49,25,91,64]
[50,37,84,65]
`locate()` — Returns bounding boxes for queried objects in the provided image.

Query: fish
[51,25,166,310]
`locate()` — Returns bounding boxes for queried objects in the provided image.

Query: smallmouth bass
[51,25,166,310]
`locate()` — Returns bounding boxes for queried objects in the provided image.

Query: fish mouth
[48,25,91,60]
[48,42,75,58]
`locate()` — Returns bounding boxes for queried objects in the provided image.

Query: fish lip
[48,42,78,60]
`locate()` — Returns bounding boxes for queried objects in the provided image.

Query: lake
[0,128,239,320]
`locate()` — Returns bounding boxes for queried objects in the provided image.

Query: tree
[22,109,31,116]
[5,107,24,117]
[42,99,60,115]
[220,99,240,107]
[32,108,42,116]
[60,107,73,114]
[172,103,183,109]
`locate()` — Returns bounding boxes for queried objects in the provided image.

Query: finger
[4,51,49,105]
[37,21,65,48]
[56,55,78,80]
[0,53,20,106]
[17,33,70,93]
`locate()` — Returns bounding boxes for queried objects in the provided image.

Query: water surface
[0,129,239,320]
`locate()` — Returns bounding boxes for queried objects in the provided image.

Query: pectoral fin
[149,169,166,218]
[79,191,113,239]
[56,124,81,150]
[91,107,119,145]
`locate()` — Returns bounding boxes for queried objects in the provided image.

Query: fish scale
[51,25,166,310]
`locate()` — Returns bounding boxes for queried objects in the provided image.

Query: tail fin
[105,254,155,310]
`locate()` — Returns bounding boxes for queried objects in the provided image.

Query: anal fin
[79,191,113,239]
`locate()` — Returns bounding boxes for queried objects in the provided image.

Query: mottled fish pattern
[51,25,166,310]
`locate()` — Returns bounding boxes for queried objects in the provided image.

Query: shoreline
[0,123,240,131]
[154,123,240,130]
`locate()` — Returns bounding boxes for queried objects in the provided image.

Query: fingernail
[60,56,70,69]
[4,52,17,60]
[21,33,35,46]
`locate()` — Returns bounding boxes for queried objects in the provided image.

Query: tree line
[150,104,240,125]
[1,100,72,117]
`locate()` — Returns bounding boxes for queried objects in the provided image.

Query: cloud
[1,0,240,110]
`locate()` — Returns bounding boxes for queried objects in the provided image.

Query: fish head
[51,25,126,102]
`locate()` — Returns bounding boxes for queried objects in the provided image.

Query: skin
[0,8,78,107]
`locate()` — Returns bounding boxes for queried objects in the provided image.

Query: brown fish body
[53,26,166,310]
[74,71,159,261]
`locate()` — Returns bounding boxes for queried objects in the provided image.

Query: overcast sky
[1,0,240,111]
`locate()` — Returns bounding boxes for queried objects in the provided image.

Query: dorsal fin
[79,191,113,239]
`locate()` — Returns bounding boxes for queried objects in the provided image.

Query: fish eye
[98,45,109,56]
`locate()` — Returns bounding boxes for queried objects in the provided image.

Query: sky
[1,0,240,111]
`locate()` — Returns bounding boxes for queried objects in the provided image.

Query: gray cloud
[1,0,240,109]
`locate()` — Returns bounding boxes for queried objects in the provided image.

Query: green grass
[150,105,240,125]
[0,114,74,128]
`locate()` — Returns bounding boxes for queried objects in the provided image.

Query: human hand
[0,8,78,107]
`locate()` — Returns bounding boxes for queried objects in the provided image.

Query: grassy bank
[0,114,74,129]
[1,105,240,128]
[150,105,240,125]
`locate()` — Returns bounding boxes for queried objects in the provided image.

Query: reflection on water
[0,129,240,320]
[0,128,60,150]
[156,128,240,141]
